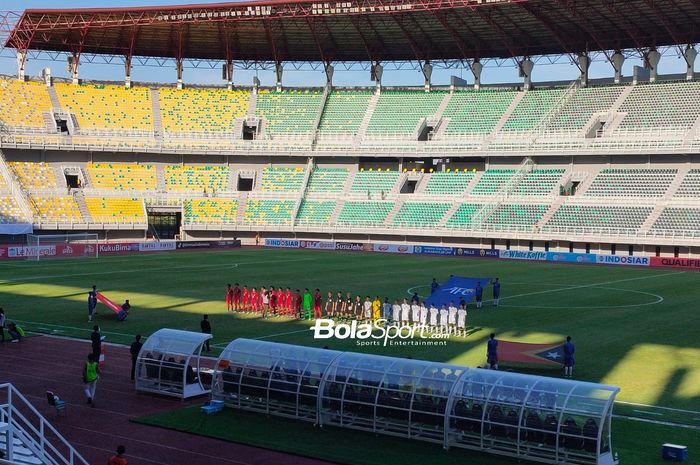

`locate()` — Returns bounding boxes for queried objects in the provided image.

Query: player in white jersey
[363,296,372,323]
[439,305,449,334]
[457,304,467,337]
[448,301,458,335]
[401,299,411,325]
[419,301,428,327]
[429,304,438,330]
[411,302,421,326]
[392,299,402,323]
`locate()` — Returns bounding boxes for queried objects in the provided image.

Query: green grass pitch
[1,248,698,463]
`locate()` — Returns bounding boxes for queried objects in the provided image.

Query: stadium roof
[6,0,700,64]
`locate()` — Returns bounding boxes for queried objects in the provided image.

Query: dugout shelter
[135,328,212,399]
[213,339,619,465]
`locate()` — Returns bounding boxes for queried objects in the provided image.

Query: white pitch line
[633,409,663,416]
[15,319,137,338]
[254,328,311,340]
[613,414,700,430]
[616,400,700,416]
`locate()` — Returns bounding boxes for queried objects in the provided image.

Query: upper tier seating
[318,91,372,134]
[366,91,445,135]
[617,81,700,131]
[159,88,249,133]
[349,170,400,194]
[337,201,394,225]
[0,80,52,129]
[243,199,295,225]
[584,168,676,197]
[164,165,229,192]
[483,204,549,229]
[471,170,515,195]
[256,90,323,134]
[31,196,82,223]
[0,196,28,223]
[392,202,451,227]
[674,169,700,197]
[544,205,652,231]
[85,197,146,223]
[55,84,153,131]
[547,85,625,132]
[445,203,482,228]
[511,169,565,196]
[260,167,306,192]
[184,199,238,223]
[307,168,349,193]
[87,163,157,191]
[424,171,475,195]
[501,88,566,132]
[9,162,57,189]
[442,90,516,136]
[296,200,337,225]
[650,208,700,233]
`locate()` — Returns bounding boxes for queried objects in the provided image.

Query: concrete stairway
[437,201,461,227]
[356,93,379,140]
[73,191,93,222]
[150,88,163,137]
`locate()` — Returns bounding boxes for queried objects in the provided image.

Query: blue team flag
[425,275,491,308]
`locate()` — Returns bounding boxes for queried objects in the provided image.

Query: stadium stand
[87,163,157,191]
[510,169,565,196]
[366,91,445,134]
[547,85,625,132]
[337,201,394,225]
[260,167,306,192]
[55,84,153,132]
[543,205,653,231]
[30,196,82,223]
[255,90,323,134]
[0,196,29,223]
[483,204,549,229]
[423,170,475,195]
[8,161,58,188]
[164,165,229,192]
[392,201,451,227]
[673,169,700,197]
[616,81,700,131]
[441,89,516,135]
[306,167,349,193]
[470,170,515,195]
[501,88,566,132]
[445,203,482,228]
[242,199,295,225]
[184,198,238,223]
[0,79,52,129]
[650,207,700,234]
[158,88,249,133]
[584,168,677,197]
[318,91,372,134]
[84,197,146,223]
[296,200,337,225]
[349,170,400,194]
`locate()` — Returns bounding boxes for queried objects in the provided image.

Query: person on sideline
[491,278,501,307]
[83,353,99,406]
[0,308,5,343]
[90,325,102,362]
[475,282,484,309]
[200,315,212,352]
[226,284,234,312]
[87,285,98,322]
[107,445,128,465]
[129,335,142,381]
[487,333,499,370]
[563,336,575,378]
[430,278,439,294]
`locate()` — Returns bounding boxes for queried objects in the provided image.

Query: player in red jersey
[233,283,241,311]
[269,285,277,316]
[242,285,250,312]
[277,287,284,316]
[293,289,302,319]
[251,287,259,313]
[313,289,323,319]
[226,284,234,312]
[285,288,293,316]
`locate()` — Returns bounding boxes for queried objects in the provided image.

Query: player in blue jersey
[491,278,501,307]
[486,333,498,370]
[563,336,575,378]
[475,282,483,309]
[430,278,439,294]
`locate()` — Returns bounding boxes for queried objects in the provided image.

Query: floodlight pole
[16,51,26,81]
[275,62,283,92]
[422,61,432,92]
[684,45,697,80]
[577,53,590,87]
[645,48,661,82]
[521,57,534,90]
[472,59,482,90]
[611,51,625,84]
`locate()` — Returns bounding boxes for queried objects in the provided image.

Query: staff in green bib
[83,353,100,407]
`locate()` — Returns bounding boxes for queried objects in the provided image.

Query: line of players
[225,284,480,336]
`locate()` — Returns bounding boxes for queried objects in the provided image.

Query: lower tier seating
[674,169,700,197]
[296,200,337,225]
[84,197,146,223]
[337,201,394,225]
[31,196,82,223]
[392,202,451,227]
[307,168,349,193]
[243,199,295,225]
[483,204,549,229]
[650,208,700,233]
[471,170,515,195]
[424,171,474,195]
[0,196,28,223]
[350,171,400,195]
[9,162,57,189]
[445,204,482,228]
[184,199,238,223]
[544,205,652,231]
[87,163,157,191]
[584,168,676,197]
